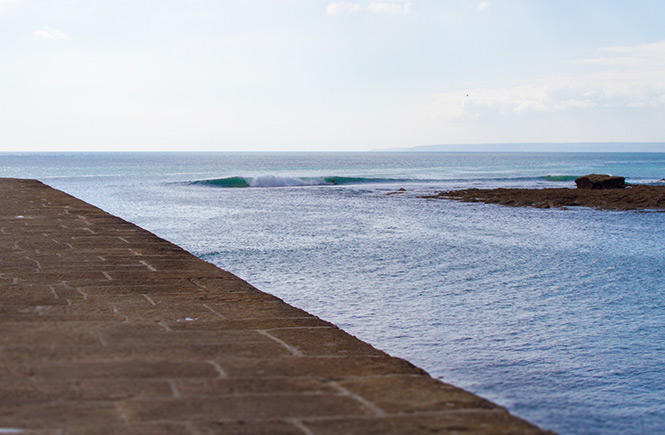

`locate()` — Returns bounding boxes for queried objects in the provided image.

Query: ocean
[2,152,664,434]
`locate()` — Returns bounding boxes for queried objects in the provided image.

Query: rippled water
[2,152,664,434]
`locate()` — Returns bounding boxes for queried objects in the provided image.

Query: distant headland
[371,142,665,153]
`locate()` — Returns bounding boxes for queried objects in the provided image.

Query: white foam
[248,175,324,187]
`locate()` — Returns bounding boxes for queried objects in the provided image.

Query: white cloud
[569,57,645,67]
[326,1,412,16]
[0,0,21,15]
[477,1,491,12]
[433,40,665,120]
[570,41,665,68]
[367,1,412,15]
[33,27,71,41]
[603,40,665,56]
[326,2,362,15]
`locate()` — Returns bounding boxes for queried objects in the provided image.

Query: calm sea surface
[2,152,664,434]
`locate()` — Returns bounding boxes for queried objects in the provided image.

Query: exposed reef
[574,174,626,189]
[421,185,665,211]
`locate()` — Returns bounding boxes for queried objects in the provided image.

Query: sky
[1,0,664,152]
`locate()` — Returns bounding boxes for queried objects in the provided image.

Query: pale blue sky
[1,0,664,151]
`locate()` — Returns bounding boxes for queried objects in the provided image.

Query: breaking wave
[191,176,414,188]
[189,174,581,188]
[541,175,579,182]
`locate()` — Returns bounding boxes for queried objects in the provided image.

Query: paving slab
[0,178,552,434]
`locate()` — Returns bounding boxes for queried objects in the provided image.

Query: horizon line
[2,141,665,154]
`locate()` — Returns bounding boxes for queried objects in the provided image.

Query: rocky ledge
[574,174,626,189]
[423,185,665,211]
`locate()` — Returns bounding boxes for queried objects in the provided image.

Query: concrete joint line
[218,392,333,399]
[142,294,157,306]
[342,373,423,380]
[431,408,509,416]
[140,260,157,272]
[369,408,511,420]
[168,379,182,398]
[296,408,508,425]
[191,279,209,291]
[329,381,386,417]
[286,418,316,435]
[279,355,382,360]
[25,256,41,271]
[48,285,60,300]
[207,360,228,379]
[265,326,333,331]
[257,330,303,357]
[96,330,108,347]
[230,316,313,322]
[76,288,89,301]
[201,304,226,319]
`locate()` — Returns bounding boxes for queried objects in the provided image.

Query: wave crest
[250,175,323,187]
[542,175,579,182]
[190,174,582,188]
[190,175,414,188]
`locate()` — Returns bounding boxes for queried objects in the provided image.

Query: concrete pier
[0,178,549,434]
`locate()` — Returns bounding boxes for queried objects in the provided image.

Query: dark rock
[575,174,625,189]
[386,188,407,196]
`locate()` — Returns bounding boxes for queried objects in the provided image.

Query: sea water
[2,152,664,434]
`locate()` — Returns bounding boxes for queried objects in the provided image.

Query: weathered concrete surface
[0,178,551,434]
